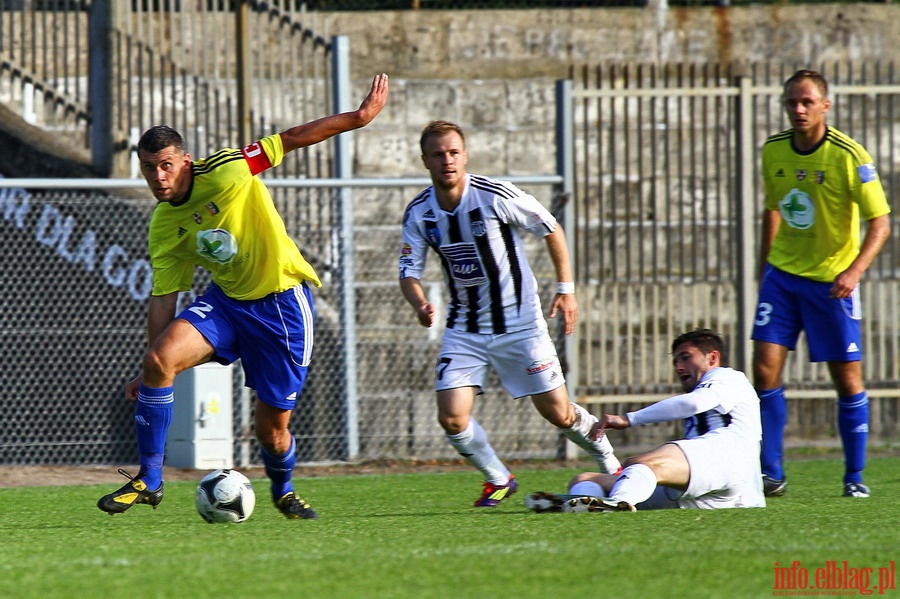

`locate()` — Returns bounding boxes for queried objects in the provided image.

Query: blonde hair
[419,120,465,154]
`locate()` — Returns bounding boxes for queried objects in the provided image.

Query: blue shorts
[178,283,315,409]
[751,265,862,362]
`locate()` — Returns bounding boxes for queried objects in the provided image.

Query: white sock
[446,419,511,484]
[609,463,658,506]
[568,480,604,497]
[560,403,622,474]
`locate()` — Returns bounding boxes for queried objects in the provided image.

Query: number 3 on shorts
[755,302,773,327]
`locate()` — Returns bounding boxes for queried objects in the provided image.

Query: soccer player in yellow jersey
[98,73,389,519]
[752,70,891,499]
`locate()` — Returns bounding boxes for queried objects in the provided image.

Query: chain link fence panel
[0,180,572,467]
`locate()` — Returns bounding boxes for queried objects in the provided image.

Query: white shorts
[436,326,565,398]
[670,430,766,509]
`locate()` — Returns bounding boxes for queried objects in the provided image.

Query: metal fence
[259,1,897,8]
[0,0,334,176]
[570,62,900,447]
[1,0,899,465]
[4,57,900,469]
[0,0,516,468]
[0,174,568,466]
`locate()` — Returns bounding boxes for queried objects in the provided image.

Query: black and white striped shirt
[626,367,761,444]
[399,174,556,334]
[683,408,733,439]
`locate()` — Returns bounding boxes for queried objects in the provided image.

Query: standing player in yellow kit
[97,74,388,519]
[752,70,890,498]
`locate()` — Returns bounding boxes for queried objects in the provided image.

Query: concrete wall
[6,5,900,179]
[325,5,900,180]
[319,6,900,81]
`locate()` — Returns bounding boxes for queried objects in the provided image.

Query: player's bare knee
[141,348,171,381]
[438,416,466,435]
[622,455,643,469]
[532,395,574,428]
[255,429,290,455]
[752,365,780,389]
[569,472,597,487]
[546,412,573,428]
[625,454,667,472]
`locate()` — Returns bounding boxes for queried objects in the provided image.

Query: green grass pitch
[0,456,897,599]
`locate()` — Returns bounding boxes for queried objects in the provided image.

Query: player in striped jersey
[97,74,389,519]
[525,329,766,512]
[399,120,621,507]
[752,70,891,499]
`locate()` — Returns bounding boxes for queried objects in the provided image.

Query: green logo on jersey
[779,188,815,230]
[197,228,238,264]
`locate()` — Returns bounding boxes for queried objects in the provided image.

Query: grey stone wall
[320,6,900,81]
[334,5,900,179]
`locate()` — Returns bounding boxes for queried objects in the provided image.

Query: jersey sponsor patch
[197,228,239,264]
[857,163,878,183]
[399,243,414,269]
[442,242,486,287]
[425,222,442,248]
[779,188,815,230]
[526,358,557,375]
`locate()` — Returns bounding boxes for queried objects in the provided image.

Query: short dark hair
[420,120,465,154]
[671,328,728,366]
[783,69,829,99]
[137,125,186,155]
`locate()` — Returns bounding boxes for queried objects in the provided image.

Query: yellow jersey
[148,134,321,300]
[761,126,891,282]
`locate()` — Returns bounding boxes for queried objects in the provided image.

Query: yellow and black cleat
[275,491,318,520]
[97,469,164,515]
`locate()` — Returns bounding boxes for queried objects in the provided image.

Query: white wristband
[556,281,575,295]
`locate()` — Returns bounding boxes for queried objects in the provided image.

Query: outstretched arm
[590,388,722,439]
[280,73,389,153]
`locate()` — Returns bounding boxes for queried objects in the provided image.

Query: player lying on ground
[525,329,766,512]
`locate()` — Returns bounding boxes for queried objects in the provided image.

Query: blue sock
[134,384,174,490]
[260,436,296,501]
[838,392,868,485]
[758,387,786,480]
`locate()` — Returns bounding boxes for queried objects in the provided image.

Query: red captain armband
[241,141,273,175]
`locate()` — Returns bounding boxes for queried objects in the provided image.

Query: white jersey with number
[399,174,556,335]
[628,367,765,509]
[678,367,762,442]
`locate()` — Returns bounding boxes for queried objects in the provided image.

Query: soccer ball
[195,469,256,523]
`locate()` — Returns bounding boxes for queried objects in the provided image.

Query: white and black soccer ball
[195,469,256,523]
